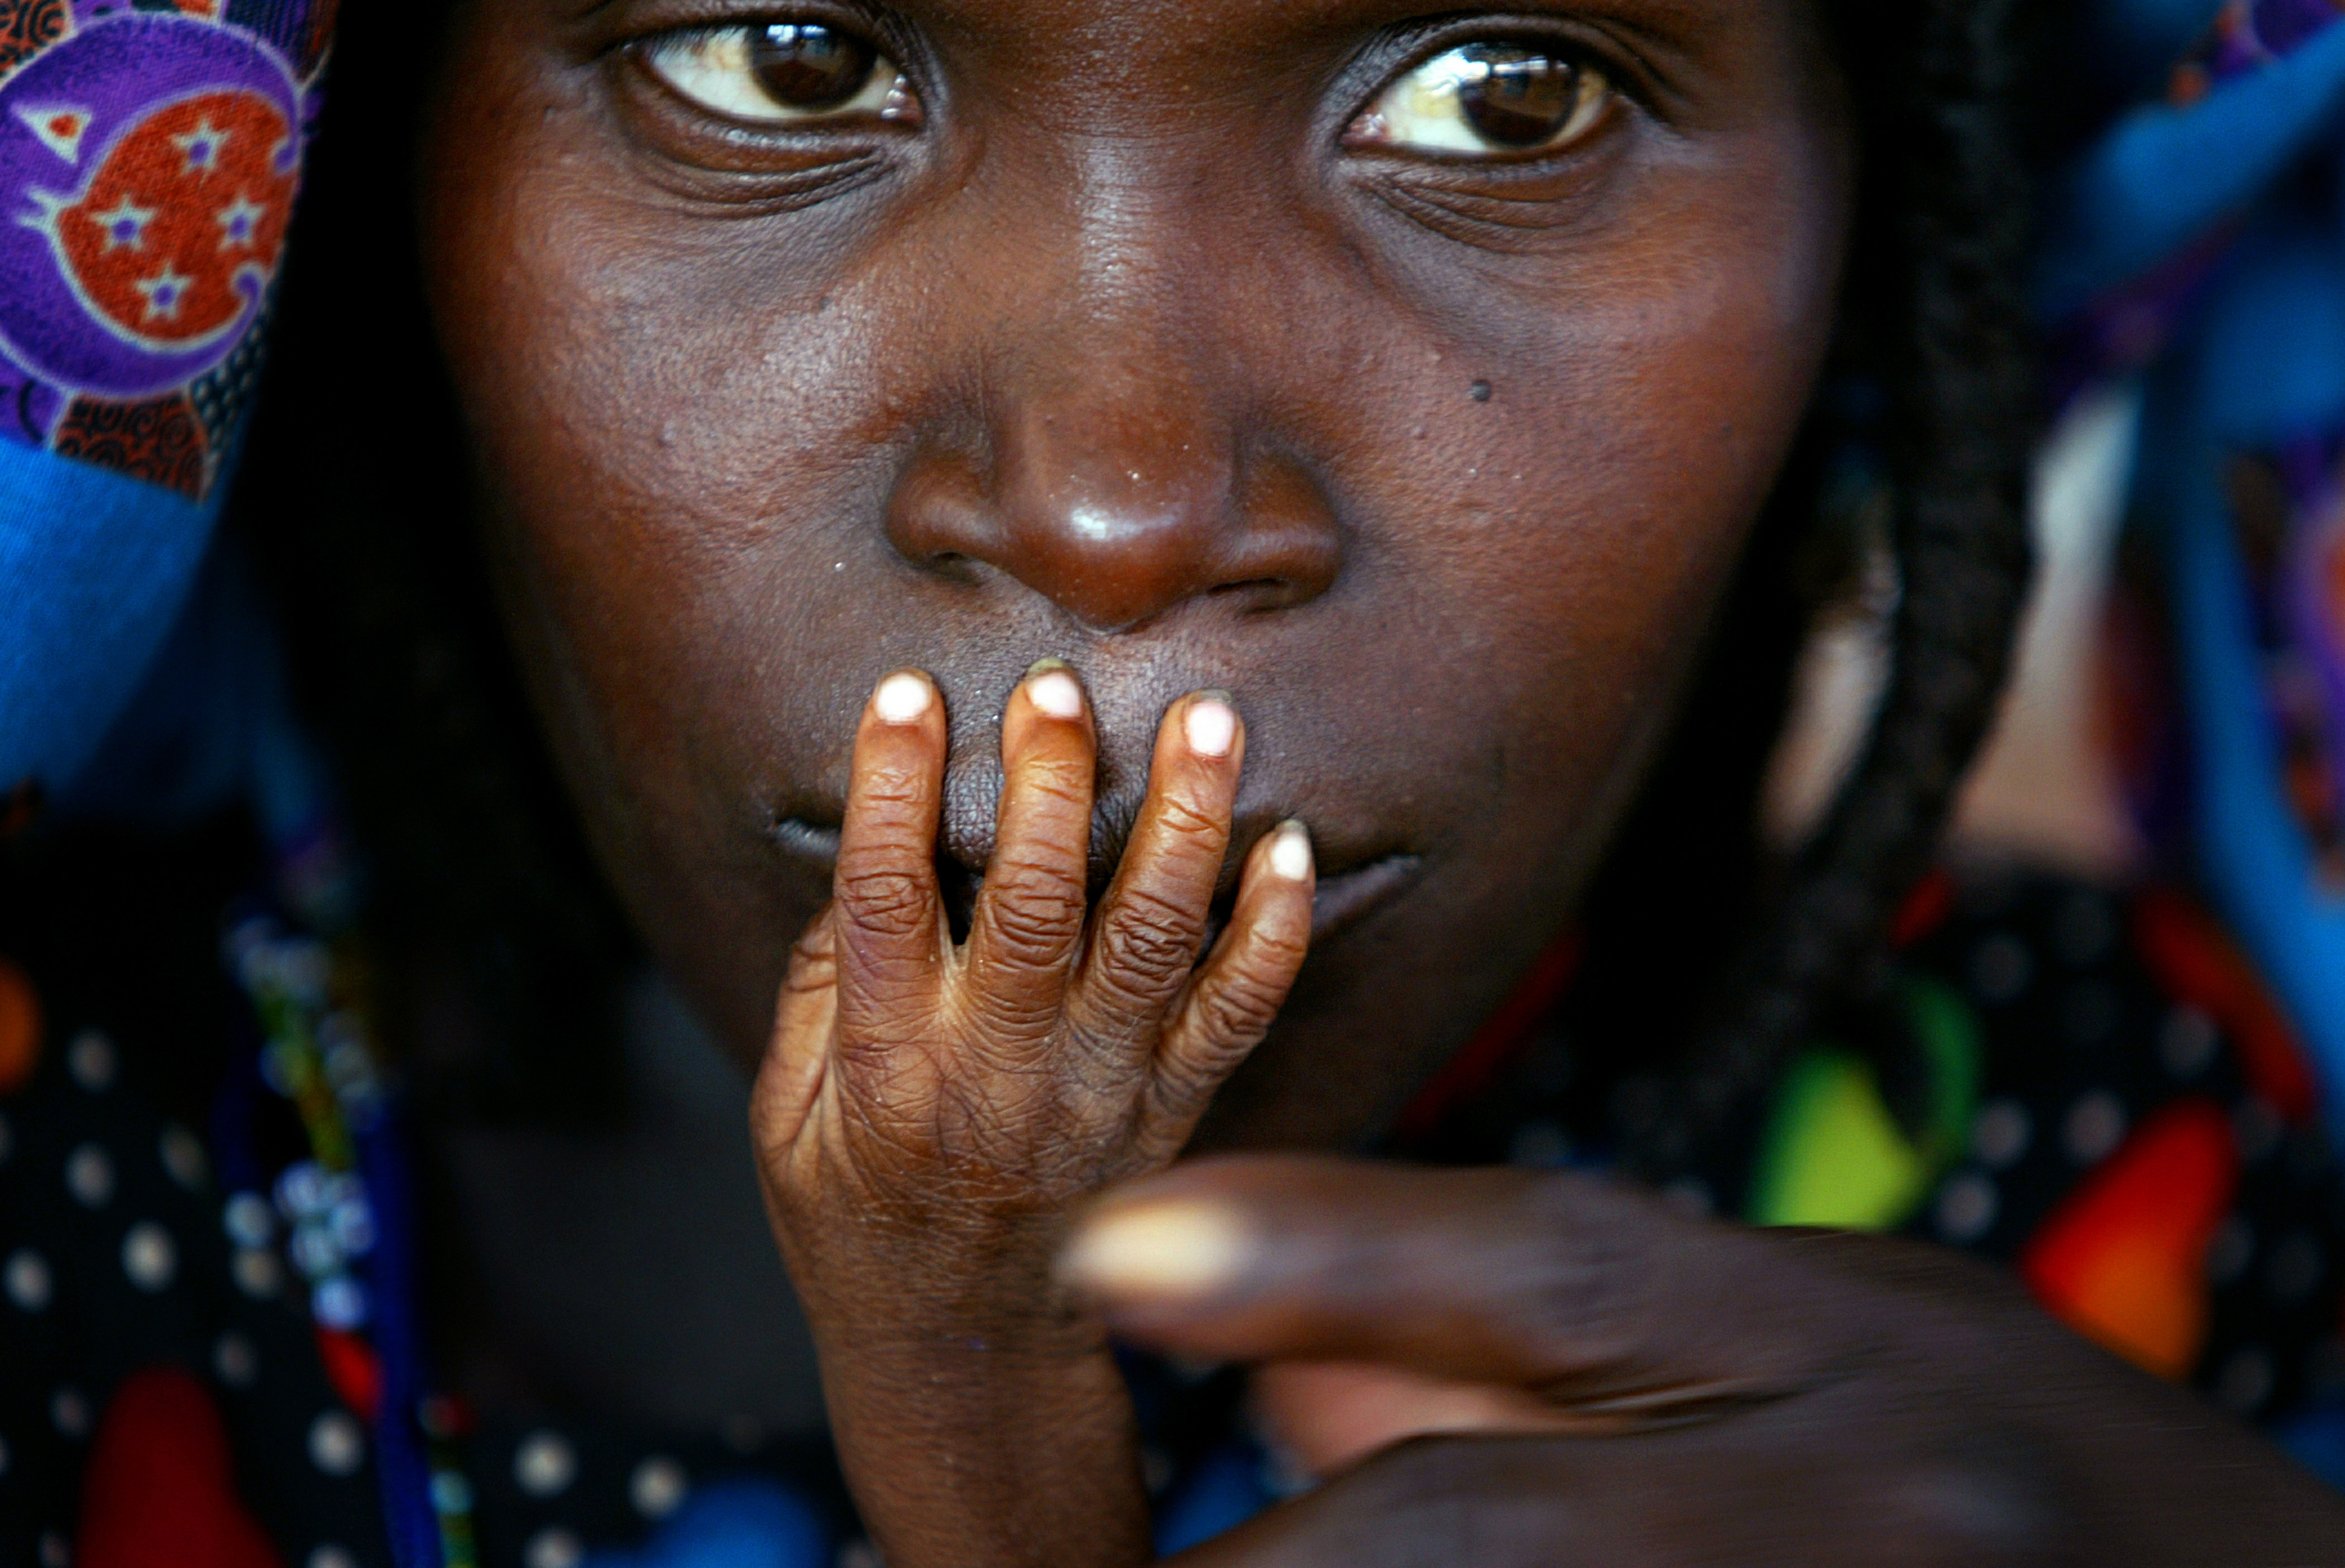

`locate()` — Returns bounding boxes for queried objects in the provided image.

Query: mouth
[767,815,1421,945]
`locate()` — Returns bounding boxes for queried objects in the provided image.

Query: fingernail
[873,672,932,725]
[1270,821,1313,883]
[1184,694,1237,759]
[1026,660,1085,721]
[1061,1201,1252,1302]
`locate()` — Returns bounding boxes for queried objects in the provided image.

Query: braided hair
[241,0,2045,1148]
[1607,0,2041,1179]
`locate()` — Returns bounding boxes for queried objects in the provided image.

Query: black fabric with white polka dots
[4,830,2341,1562]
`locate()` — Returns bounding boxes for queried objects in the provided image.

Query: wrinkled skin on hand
[753,667,1310,1566]
[1069,1159,2345,1566]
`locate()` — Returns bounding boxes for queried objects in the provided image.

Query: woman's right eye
[641,23,920,126]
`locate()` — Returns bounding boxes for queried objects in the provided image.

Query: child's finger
[831,670,951,1040]
[753,910,843,1159]
[959,660,1097,1040]
[1069,692,1243,1049]
[1145,820,1313,1137]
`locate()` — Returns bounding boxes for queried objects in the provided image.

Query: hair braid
[1628,0,2039,1179]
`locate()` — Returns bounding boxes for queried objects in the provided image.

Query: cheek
[427,37,893,752]
[422,32,892,1034]
[1352,190,1839,806]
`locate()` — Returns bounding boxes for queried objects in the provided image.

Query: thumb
[1058,1155,1848,1421]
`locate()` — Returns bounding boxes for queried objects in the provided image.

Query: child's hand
[750,663,1314,1568]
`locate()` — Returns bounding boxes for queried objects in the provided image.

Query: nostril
[1207,578,1302,613]
[920,549,986,584]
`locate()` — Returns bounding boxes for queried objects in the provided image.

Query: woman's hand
[751,665,1314,1568]
[1065,1157,2345,1566]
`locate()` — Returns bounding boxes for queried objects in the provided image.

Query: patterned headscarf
[2048,0,2345,1140]
[0,1,330,807]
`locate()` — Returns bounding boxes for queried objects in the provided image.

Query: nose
[887,352,1341,634]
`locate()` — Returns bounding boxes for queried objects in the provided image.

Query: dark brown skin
[414,0,2345,1562]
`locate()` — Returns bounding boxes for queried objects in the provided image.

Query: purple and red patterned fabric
[0,0,328,807]
[0,4,324,492]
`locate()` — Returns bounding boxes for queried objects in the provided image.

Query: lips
[765,811,1420,942]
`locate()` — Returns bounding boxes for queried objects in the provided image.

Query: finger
[1059,1157,1844,1410]
[1251,1359,1595,1482]
[958,659,1097,1039]
[1068,692,1244,1045]
[831,670,951,1042]
[1142,822,1315,1138]
[752,909,844,1155]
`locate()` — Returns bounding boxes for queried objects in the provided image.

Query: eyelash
[618,11,1645,175]
[635,20,921,129]
[1347,39,1615,161]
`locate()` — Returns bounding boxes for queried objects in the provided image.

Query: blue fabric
[2282,1404,2345,1490]
[0,433,223,800]
[2039,15,2345,318]
[2052,0,2345,1142]
[2137,368,2345,1153]
[1155,1441,1279,1557]
[0,4,328,814]
[2190,219,2345,444]
[580,1479,832,1568]
[54,539,332,843]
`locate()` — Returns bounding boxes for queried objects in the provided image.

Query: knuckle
[958,982,1064,1041]
[1505,1176,1670,1366]
[1247,923,1311,974]
[982,876,1085,967]
[1008,764,1093,818]
[836,866,932,939]
[1190,933,1309,1036]
[1188,968,1284,1047]
[1099,890,1204,981]
[1151,790,1227,847]
[853,769,934,817]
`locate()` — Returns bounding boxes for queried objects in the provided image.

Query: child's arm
[751,666,1313,1568]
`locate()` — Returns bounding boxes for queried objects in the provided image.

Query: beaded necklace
[219,890,473,1568]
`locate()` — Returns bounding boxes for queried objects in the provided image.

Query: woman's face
[421,0,1852,1147]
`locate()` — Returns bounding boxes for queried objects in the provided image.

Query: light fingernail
[1270,821,1313,883]
[1184,696,1237,759]
[1028,668,1085,721]
[1061,1201,1252,1302]
[873,672,932,725]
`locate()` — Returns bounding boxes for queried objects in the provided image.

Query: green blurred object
[1747,979,1981,1231]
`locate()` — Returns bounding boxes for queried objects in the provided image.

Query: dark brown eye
[1455,45,1582,148]
[643,25,917,126]
[1350,41,1610,157]
[750,23,877,112]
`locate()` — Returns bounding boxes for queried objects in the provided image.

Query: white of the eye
[644,30,904,124]
[1362,46,1601,155]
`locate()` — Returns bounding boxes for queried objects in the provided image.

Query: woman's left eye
[641,23,919,126]
[1350,42,1610,157]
